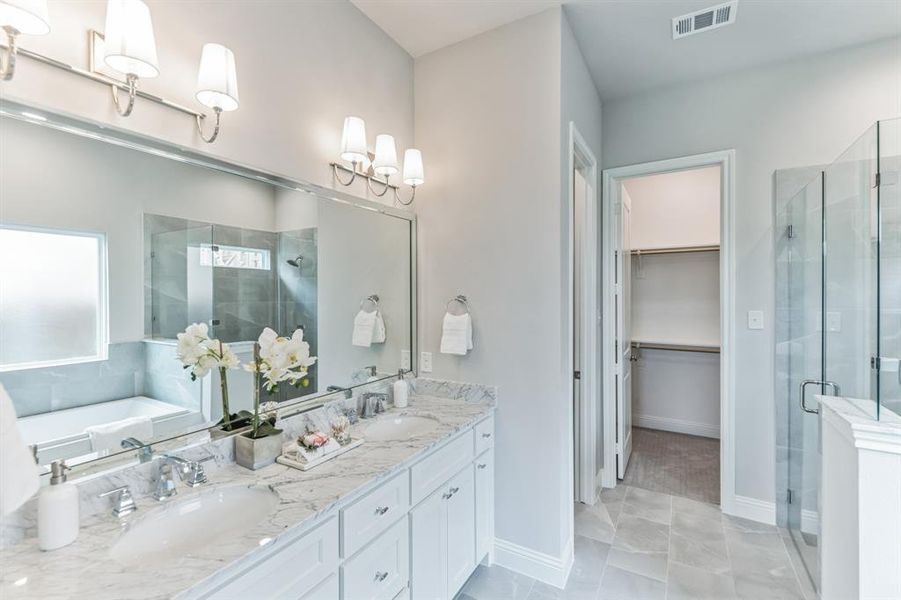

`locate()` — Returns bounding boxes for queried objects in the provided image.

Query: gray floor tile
[670,531,731,575]
[606,546,667,582]
[779,529,818,600]
[672,495,722,521]
[612,514,670,553]
[620,487,672,525]
[460,564,535,600]
[527,579,601,600]
[570,535,611,585]
[672,510,727,542]
[574,502,616,544]
[598,565,666,600]
[667,561,738,600]
[732,570,805,600]
[722,514,778,533]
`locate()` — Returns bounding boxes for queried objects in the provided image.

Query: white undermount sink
[109,485,279,567]
[364,415,439,441]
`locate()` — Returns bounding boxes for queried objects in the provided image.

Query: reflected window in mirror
[0,225,108,370]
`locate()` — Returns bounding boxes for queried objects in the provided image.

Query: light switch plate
[747,310,764,330]
[401,350,411,370]
[420,352,433,373]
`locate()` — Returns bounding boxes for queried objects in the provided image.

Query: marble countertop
[0,394,493,600]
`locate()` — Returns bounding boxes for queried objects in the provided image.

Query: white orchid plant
[176,323,241,430]
[244,327,317,439]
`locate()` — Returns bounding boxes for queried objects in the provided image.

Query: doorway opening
[602,150,736,513]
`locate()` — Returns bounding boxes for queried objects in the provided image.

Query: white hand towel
[352,310,377,347]
[372,311,387,344]
[440,312,473,356]
[85,416,153,454]
[0,384,40,516]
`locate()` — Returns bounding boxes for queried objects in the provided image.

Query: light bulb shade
[0,0,49,35]
[195,43,239,112]
[372,134,398,176]
[340,116,367,163]
[403,149,424,186]
[103,0,159,79]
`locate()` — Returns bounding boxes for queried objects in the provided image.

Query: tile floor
[458,485,816,600]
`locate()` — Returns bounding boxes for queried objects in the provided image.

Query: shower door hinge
[787,489,793,504]
[615,442,622,455]
[210,319,221,326]
[574,370,582,380]
[871,356,880,370]
[874,173,880,188]
[787,225,795,239]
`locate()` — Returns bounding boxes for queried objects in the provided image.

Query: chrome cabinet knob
[481,433,492,438]
[374,571,388,582]
[374,506,389,516]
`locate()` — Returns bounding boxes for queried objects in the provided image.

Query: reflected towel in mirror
[85,416,153,454]
[353,310,387,347]
[440,312,473,356]
[0,384,40,516]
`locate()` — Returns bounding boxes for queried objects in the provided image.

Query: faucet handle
[99,485,137,517]
[184,457,212,488]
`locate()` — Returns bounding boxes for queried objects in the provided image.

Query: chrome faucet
[361,393,387,419]
[121,437,153,463]
[153,455,209,500]
[99,485,137,517]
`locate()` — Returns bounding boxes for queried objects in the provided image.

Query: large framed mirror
[0,99,416,469]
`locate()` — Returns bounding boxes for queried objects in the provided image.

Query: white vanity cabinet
[185,412,494,600]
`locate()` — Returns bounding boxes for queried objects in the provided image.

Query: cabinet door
[410,486,447,600]
[445,467,476,597]
[474,449,494,563]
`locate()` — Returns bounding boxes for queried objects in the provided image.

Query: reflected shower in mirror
[0,109,414,467]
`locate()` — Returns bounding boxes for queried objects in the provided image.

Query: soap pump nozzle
[49,460,70,485]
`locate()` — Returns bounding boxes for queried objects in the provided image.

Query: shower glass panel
[879,118,901,416]
[824,125,879,418]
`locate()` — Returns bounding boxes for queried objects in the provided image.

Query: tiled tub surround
[0,380,496,600]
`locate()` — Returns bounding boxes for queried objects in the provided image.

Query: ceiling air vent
[672,1,738,39]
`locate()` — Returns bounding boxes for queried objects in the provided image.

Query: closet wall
[626,166,721,439]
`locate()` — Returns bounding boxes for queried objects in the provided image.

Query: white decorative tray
[276,438,365,471]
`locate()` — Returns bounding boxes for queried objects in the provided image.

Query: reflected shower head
[286,255,303,268]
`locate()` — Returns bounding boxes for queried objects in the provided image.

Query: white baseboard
[493,537,573,589]
[801,509,819,536]
[730,495,777,525]
[635,414,720,439]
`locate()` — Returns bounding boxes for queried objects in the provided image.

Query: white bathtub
[18,396,204,463]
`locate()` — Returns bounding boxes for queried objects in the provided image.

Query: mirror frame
[0,98,418,473]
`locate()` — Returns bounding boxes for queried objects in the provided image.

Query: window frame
[0,223,110,372]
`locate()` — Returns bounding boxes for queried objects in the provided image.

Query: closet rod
[631,341,720,354]
[630,245,720,256]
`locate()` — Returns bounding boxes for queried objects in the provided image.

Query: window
[198,244,271,270]
[0,225,108,370]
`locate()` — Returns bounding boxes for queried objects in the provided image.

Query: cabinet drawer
[411,431,474,504]
[341,470,409,557]
[302,574,338,600]
[342,518,409,600]
[205,517,338,600]
[474,416,494,455]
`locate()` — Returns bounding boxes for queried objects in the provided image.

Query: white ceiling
[350,0,561,58]
[352,0,901,100]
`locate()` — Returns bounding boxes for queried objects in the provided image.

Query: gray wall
[602,36,901,506]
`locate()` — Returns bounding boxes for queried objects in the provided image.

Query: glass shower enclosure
[775,118,900,591]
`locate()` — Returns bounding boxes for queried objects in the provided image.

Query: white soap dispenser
[393,370,409,409]
[38,460,79,551]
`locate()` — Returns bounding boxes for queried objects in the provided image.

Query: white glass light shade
[340,116,367,163]
[403,149,424,186]
[372,134,398,176]
[0,0,50,35]
[195,43,239,112]
[103,0,159,79]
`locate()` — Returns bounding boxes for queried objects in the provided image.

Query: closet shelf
[630,244,719,256]
[631,339,720,354]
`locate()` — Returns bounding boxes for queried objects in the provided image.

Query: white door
[410,486,447,600]
[616,187,634,479]
[445,468,476,596]
[474,449,494,562]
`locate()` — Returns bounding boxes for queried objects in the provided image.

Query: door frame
[600,149,736,516]
[569,122,600,506]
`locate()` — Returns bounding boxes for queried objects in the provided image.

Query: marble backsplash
[0,376,496,549]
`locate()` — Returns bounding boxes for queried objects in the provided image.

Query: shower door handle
[799,380,841,414]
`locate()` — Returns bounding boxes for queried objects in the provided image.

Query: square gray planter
[235,432,282,470]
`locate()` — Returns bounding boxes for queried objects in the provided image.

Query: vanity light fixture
[102,0,159,117]
[194,42,239,143]
[0,0,50,81]
[331,117,424,205]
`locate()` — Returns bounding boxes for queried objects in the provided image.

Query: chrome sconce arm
[0,26,19,81]
[394,185,416,206]
[110,73,138,117]
[196,106,222,144]
[332,160,361,186]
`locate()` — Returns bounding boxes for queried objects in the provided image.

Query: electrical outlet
[401,350,411,370]
[747,310,764,330]
[420,351,433,373]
